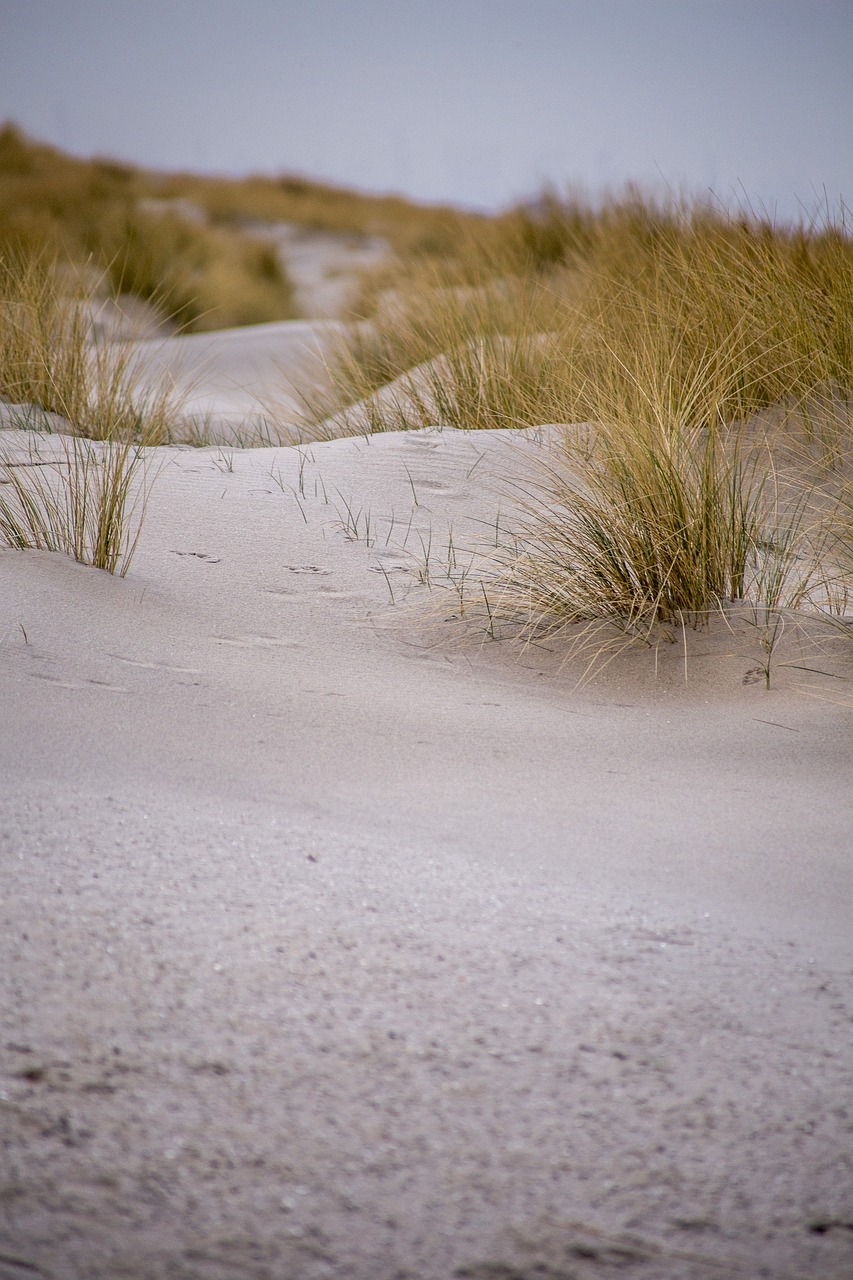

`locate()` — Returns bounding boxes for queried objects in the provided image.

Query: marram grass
[0,433,149,576]
[306,193,853,439]
[0,124,297,332]
[0,248,177,573]
[496,420,830,634]
[0,248,179,444]
[299,193,852,649]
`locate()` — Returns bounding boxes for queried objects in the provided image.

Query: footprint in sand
[170,550,222,564]
[410,477,453,495]
[30,672,127,692]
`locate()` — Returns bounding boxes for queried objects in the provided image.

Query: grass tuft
[0,432,149,576]
[497,421,827,636]
[0,247,179,443]
[0,247,176,573]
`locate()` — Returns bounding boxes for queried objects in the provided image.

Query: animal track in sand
[214,634,301,650]
[111,655,201,675]
[370,546,412,561]
[30,672,126,692]
[316,587,358,601]
[264,582,357,601]
[283,564,333,575]
[170,550,222,564]
[410,477,453,494]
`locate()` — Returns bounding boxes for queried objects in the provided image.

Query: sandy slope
[0,327,852,1279]
[127,319,340,444]
[266,222,388,319]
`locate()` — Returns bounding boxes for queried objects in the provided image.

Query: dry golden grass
[101,207,295,331]
[0,124,296,331]
[0,123,491,331]
[0,431,149,576]
[304,192,853,645]
[0,248,177,573]
[156,168,480,258]
[0,248,178,443]
[312,194,853,431]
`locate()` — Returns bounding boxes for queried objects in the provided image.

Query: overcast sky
[1,0,851,218]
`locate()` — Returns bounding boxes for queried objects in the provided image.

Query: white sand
[127,318,340,443]
[1,322,852,1279]
[267,222,389,319]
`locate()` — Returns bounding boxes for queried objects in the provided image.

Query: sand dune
[1,321,852,1279]
[267,221,389,319]
[127,318,341,443]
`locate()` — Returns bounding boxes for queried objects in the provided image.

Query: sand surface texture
[128,318,340,444]
[1,321,852,1280]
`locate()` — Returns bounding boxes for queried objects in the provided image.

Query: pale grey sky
[1,0,851,218]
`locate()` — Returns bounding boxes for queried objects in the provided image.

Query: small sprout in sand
[403,462,420,507]
[378,563,396,604]
[333,490,374,546]
[213,449,235,474]
[742,609,787,690]
[290,490,308,524]
[414,528,433,586]
[296,446,312,497]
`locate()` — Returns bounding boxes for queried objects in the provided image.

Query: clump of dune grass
[296,263,571,437]
[497,420,827,642]
[0,248,178,443]
[0,431,149,576]
[490,310,850,656]
[0,247,176,574]
[102,207,295,331]
[0,124,297,332]
[819,423,853,616]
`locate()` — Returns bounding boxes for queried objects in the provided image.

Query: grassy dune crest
[0,124,296,331]
[311,194,852,640]
[313,195,853,432]
[0,123,487,331]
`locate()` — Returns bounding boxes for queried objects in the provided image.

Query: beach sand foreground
[1,322,852,1279]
